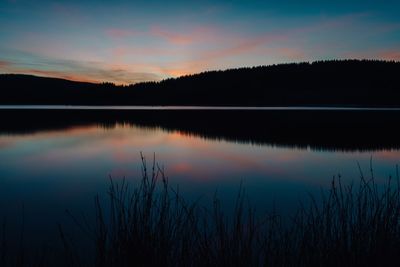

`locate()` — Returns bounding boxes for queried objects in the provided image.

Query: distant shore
[2,105,400,110]
[1,60,400,107]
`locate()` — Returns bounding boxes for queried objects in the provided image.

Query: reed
[87,156,400,266]
[2,155,400,266]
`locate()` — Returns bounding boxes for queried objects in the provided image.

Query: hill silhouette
[1,59,400,106]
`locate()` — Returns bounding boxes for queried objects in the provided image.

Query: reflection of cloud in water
[170,163,193,174]
[2,118,400,187]
[3,109,400,152]
[0,137,16,149]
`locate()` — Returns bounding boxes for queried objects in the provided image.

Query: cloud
[0,52,161,84]
[152,13,400,77]
[2,11,396,83]
[201,35,284,60]
[379,50,400,61]
[14,69,97,83]
[157,31,296,76]
[155,13,378,76]
[0,60,12,69]
[150,26,194,45]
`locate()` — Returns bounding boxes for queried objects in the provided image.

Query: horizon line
[1,58,399,86]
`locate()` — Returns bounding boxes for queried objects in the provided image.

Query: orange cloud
[13,69,98,83]
[162,69,192,77]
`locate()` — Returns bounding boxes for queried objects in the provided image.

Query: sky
[1,0,400,84]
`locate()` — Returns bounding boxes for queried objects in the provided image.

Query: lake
[1,107,400,250]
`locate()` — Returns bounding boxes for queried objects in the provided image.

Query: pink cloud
[0,60,12,69]
[158,33,290,76]
[159,13,372,76]
[380,50,400,61]
[150,26,194,45]
[203,35,284,59]
[343,49,400,62]
[112,46,130,58]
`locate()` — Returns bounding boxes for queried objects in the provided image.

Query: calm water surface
[0,108,400,246]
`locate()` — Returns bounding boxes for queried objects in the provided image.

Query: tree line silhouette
[1,59,400,106]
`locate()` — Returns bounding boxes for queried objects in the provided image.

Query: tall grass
[2,155,400,266]
[86,156,400,267]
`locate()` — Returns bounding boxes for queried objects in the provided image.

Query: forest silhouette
[1,59,400,106]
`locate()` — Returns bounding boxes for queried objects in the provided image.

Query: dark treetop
[1,60,400,107]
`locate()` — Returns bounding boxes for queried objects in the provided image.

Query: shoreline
[2,105,400,111]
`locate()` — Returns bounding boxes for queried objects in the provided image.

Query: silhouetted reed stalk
[84,155,400,267]
[2,155,400,266]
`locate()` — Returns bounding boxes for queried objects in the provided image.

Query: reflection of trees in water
[1,109,400,152]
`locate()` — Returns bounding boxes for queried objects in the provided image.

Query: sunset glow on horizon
[1,0,400,84]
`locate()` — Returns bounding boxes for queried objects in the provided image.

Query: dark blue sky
[1,0,399,84]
